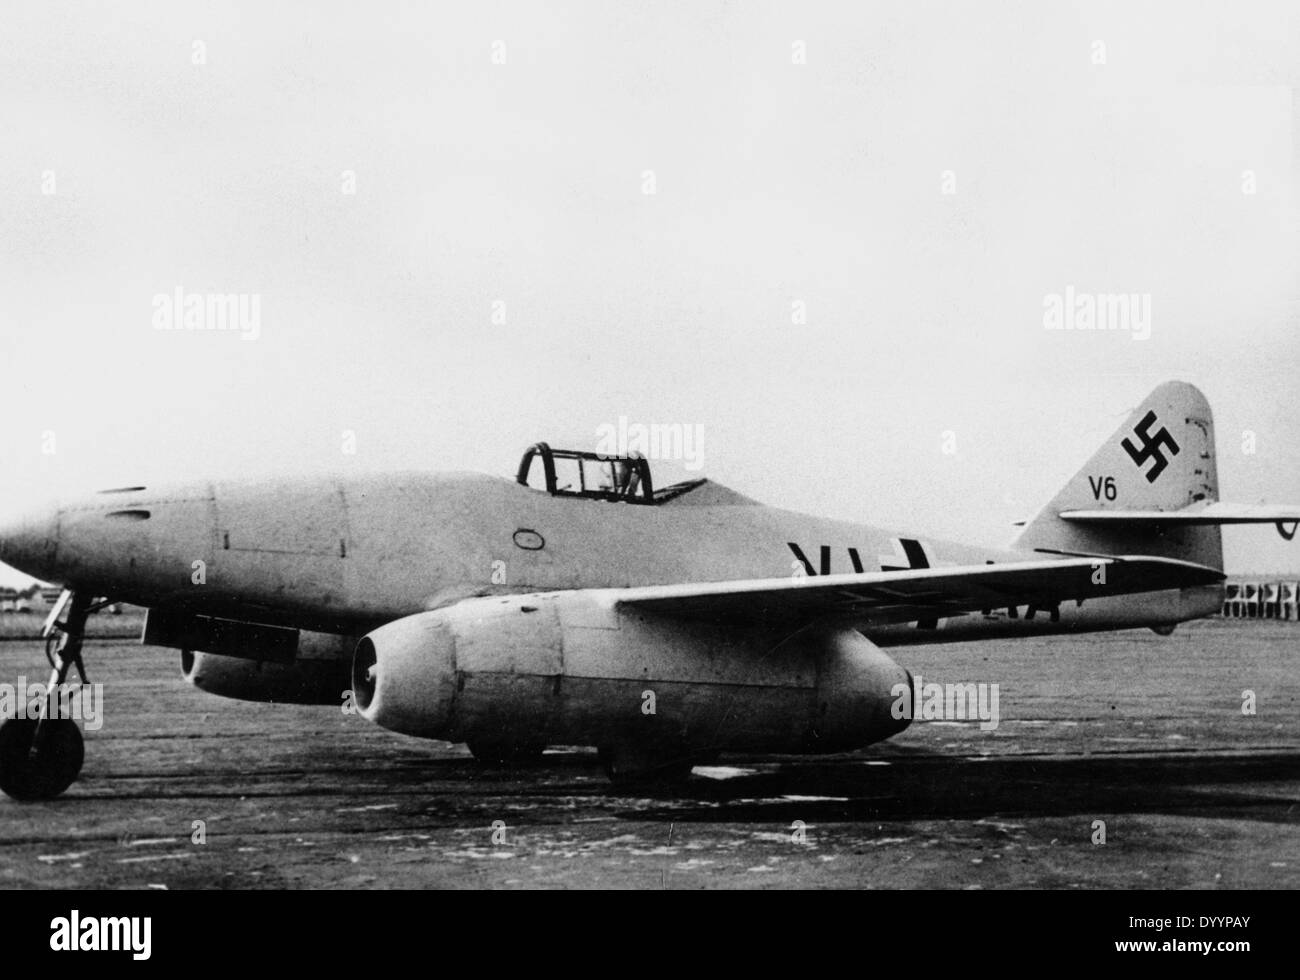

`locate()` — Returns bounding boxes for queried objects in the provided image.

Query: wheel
[467,738,546,768]
[0,718,84,801]
[598,744,695,786]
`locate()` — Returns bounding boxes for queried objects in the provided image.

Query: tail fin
[1015,381,1223,570]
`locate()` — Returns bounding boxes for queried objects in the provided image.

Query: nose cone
[0,500,59,581]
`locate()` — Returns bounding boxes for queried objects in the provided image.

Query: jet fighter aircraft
[1,380,1296,799]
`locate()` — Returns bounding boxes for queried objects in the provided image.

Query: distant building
[0,582,62,615]
[1222,579,1300,620]
[0,581,127,617]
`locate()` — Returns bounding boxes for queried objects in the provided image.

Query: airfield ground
[0,617,1296,888]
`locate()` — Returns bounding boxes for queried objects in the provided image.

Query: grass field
[0,609,146,641]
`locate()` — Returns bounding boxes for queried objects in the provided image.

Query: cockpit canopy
[516,443,704,505]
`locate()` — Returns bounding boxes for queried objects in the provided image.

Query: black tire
[467,738,546,768]
[598,745,695,786]
[0,718,84,801]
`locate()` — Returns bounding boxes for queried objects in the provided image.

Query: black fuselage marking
[787,538,939,628]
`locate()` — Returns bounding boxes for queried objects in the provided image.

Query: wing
[611,555,1223,625]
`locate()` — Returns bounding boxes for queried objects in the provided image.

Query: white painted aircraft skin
[0,379,1271,646]
[0,379,1291,795]
[0,468,1221,644]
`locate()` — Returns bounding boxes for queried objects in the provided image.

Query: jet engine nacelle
[181,631,355,705]
[353,592,912,756]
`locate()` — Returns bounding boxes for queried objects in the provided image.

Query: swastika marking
[1121,410,1180,483]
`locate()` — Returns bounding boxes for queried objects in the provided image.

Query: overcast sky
[1,0,1297,587]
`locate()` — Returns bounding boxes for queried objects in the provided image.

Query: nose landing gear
[0,591,97,801]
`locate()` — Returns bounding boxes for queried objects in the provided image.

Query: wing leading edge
[611,555,1223,626]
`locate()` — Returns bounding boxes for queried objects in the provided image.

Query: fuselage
[0,472,1223,643]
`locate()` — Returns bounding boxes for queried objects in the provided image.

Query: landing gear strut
[0,591,98,801]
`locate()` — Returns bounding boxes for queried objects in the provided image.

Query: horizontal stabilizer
[1060,503,1300,540]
